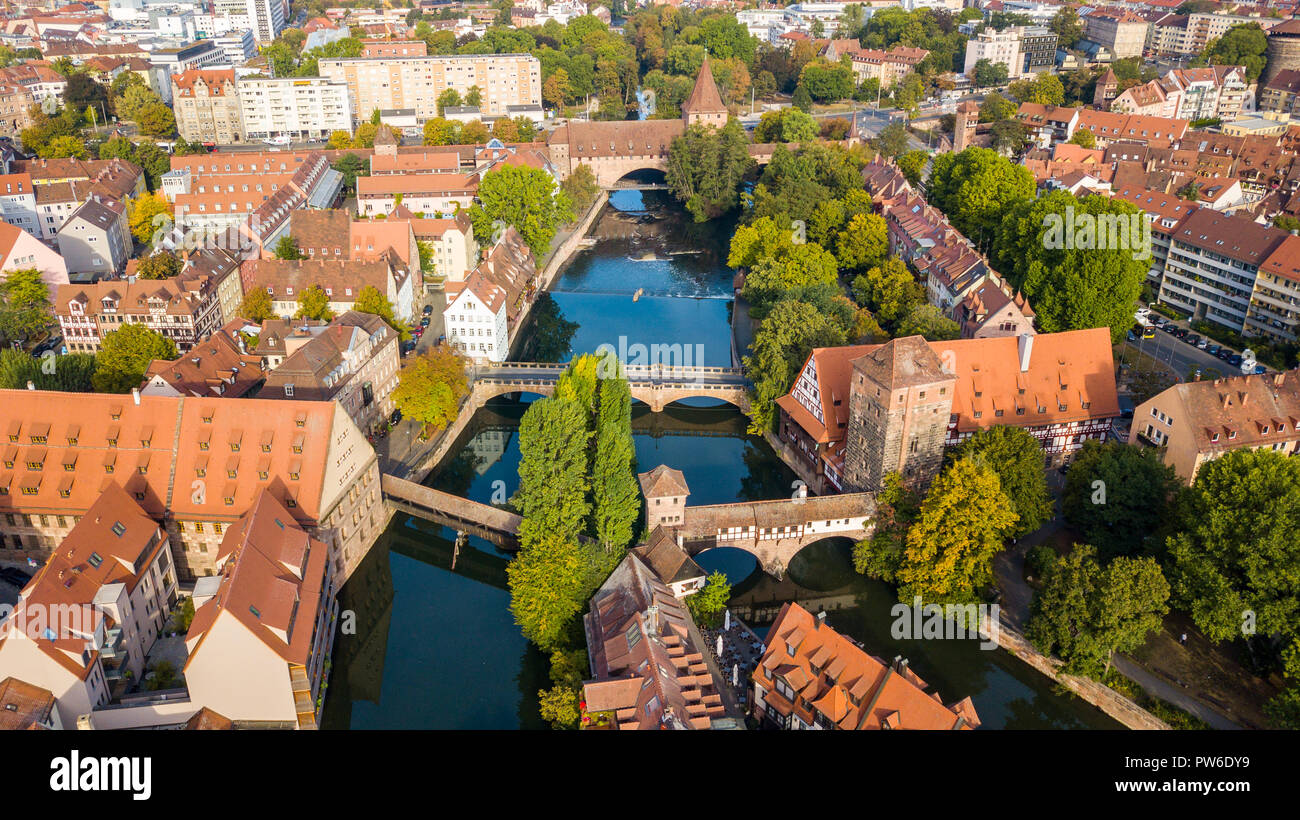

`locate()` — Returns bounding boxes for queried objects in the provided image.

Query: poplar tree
[591,376,639,552]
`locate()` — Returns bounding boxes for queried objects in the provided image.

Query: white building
[211,0,286,42]
[963,26,1024,80]
[236,77,353,141]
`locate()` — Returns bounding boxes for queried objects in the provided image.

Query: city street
[1121,313,1264,382]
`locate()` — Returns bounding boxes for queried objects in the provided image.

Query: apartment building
[0,483,178,727]
[753,603,980,730]
[162,151,343,237]
[284,208,422,276]
[406,213,476,284]
[1112,66,1250,123]
[850,46,929,90]
[0,82,37,139]
[1082,9,1149,59]
[184,489,337,729]
[263,311,400,437]
[236,76,352,142]
[55,198,132,277]
[317,53,542,124]
[0,390,386,587]
[6,157,145,242]
[172,69,244,145]
[57,274,218,354]
[0,221,67,294]
[0,678,62,730]
[1259,69,1300,116]
[240,254,417,322]
[444,225,537,363]
[0,63,66,106]
[1132,370,1300,483]
[963,26,1023,79]
[211,0,287,43]
[776,330,1120,492]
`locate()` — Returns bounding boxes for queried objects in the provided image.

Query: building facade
[172,69,243,145]
[236,76,353,142]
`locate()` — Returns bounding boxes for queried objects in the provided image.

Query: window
[111,521,126,537]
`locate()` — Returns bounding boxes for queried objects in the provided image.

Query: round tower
[1262,19,1300,91]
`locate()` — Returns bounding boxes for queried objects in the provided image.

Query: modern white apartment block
[236,76,353,142]
[317,53,542,125]
[211,0,287,43]
[963,27,1024,79]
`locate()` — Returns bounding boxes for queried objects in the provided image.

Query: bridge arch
[593,156,670,188]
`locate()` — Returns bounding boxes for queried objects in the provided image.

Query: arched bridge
[473,362,750,413]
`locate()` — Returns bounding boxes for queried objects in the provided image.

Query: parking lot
[1123,308,1267,382]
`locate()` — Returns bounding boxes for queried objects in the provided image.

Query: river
[321,191,1121,730]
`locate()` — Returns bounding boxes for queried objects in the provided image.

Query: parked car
[422,304,434,315]
[30,335,62,356]
[1142,326,1156,339]
[1206,344,1221,356]
[420,316,431,327]
[1186,334,1201,346]
[1174,328,1189,339]
[1254,364,1267,375]
[1217,348,1233,361]
[391,409,402,425]
[1197,337,1209,349]
[0,567,32,586]
[401,340,416,355]
[1127,327,1139,342]
[1229,354,1244,367]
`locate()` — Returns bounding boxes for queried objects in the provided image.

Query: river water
[321,191,1120,730]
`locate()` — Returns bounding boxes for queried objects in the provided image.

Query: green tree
[850,257,924,328]
[560,163,600,214]
[354,285,410,341]
[1028,544,1170,677]
[239,287,274,323]
[92,324,177,393]
[834,213,889,272]
[895,303,960,341]
[294,285,334,320]
[514,397,592,548]
[0,269,55,346]
[332,152,368,192]
[979,91,1016,123]
[685,572,731,628]
[38,135,88,159]
[897,149,927,186]
[1049,7,1084,48]
[1167,449,1300,645]
[507,530,588,652]
[853,472,920,582]
[993,190,1148,342]
[951,427,1053,538]
[928,147,1036,247]
[134,250,182,280]
[436,87,462,116]
[792,83,813,112]
[392,346,470,432]
[665,119,754,222]
[591,374,639,552]
[743,299,846,433]
[875,121,910,160]
[799,59,854,102]
[1008,72,1064,106]
[972,58,1009,88]
[1063,440,1180,560]
[274,234,306,260]
[1194,23,1267,82]
[0,349,96,391]
[1069,128,1096,149]
[741,242,839,311]
[754,108,819,144]
[468,164,573,259]
[538,684,581,729]
[897,458,1018,605]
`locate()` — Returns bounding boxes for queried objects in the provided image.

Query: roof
[637,464,689,498]
[754,603,979,730]
[1141,370,1300,454]
[446,225,535,322]
[171,69,237,97]
[631,525,705,585]
[581,554,726,730]
[241,257,405,304]
[683,57,728,117]
[185,489,329,668]
[183,706,233,729]
[263,312,394,401]
[0,677,57,730]
[143,330,264,398]
[1170,208,1288,266]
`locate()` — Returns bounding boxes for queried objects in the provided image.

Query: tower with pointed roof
[638,464,689,530]
[841,336,956,492]
[682,57,729,129]
[1093,66,1118,108]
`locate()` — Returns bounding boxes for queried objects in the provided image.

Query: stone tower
[841,336,956,492]
[638,464,689,530]
[952,101,979,152]
[682,57,729,129]
[1263,19,1300,91]
[1093,66,1118,109]
[373,123,399,158]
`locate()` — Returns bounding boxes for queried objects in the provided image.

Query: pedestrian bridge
[381,474,522,548]
[473,362,749,413]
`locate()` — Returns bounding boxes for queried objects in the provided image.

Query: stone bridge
[473,362,750,413]
[581,144,777,189]
[381,474,523,549]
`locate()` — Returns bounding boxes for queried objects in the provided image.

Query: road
[1120,314,1263,382]
[373,286,447,472]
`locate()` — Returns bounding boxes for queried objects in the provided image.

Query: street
[1121,314,1262,383]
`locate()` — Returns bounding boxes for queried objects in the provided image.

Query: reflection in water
[323,191,1121,730]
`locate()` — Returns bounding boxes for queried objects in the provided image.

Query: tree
[799,59,854,102]
[897,458,1018,605]
[332,152,368,192]
[354,285,410,341]
[274,234,307,261]
[1069,127,1096,149]
[895,303,960,341]
[928,147,1036,247]
[792,83,813,112]
[744,300,846,433]
[135,102,176,138]
[0,269,55,346]
[507,530,588,652]
[1195,23,1267,82]
[897,149,927,186]
[436,87,462,116]
[543,68,571,109]
[134,250,182,280]
[294,285,334,320]
[560,163,600,214]
[875,121,911,161]
[538,684,581,729]
[1049,7,1084,48]
[971,58,1008,88]
[128,192,172,245]
[753,108,818,144]
[1063,440,1180,560]
[993,190,1147,342]
[467,164,573,259]
[978,91,1016,123]
[665,120,754,222]
[514,397,592,548]
[38,135,88,159]
[853,472,920,582]
[1028,544,1170,677]
[92,324,177,393]
[951,426,1053,538]
[834,213,889,272]
[741,242,839,311]
[392,346,469,432]
[1167,449,1300,645]
[850,257,923,328]
[1008,72,1064,106]
[0,349,96,391]
[422,116,459,146]
[239,287,274,323]
[686,572,731,628]
[989,120,1027,155]
[464,85,482,108]
[591,374,639,552]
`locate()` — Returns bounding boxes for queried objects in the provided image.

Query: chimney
[1017,333,1033,373]
[816,610,826,629]
[131,387,141,406]
[26,380,35,390]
